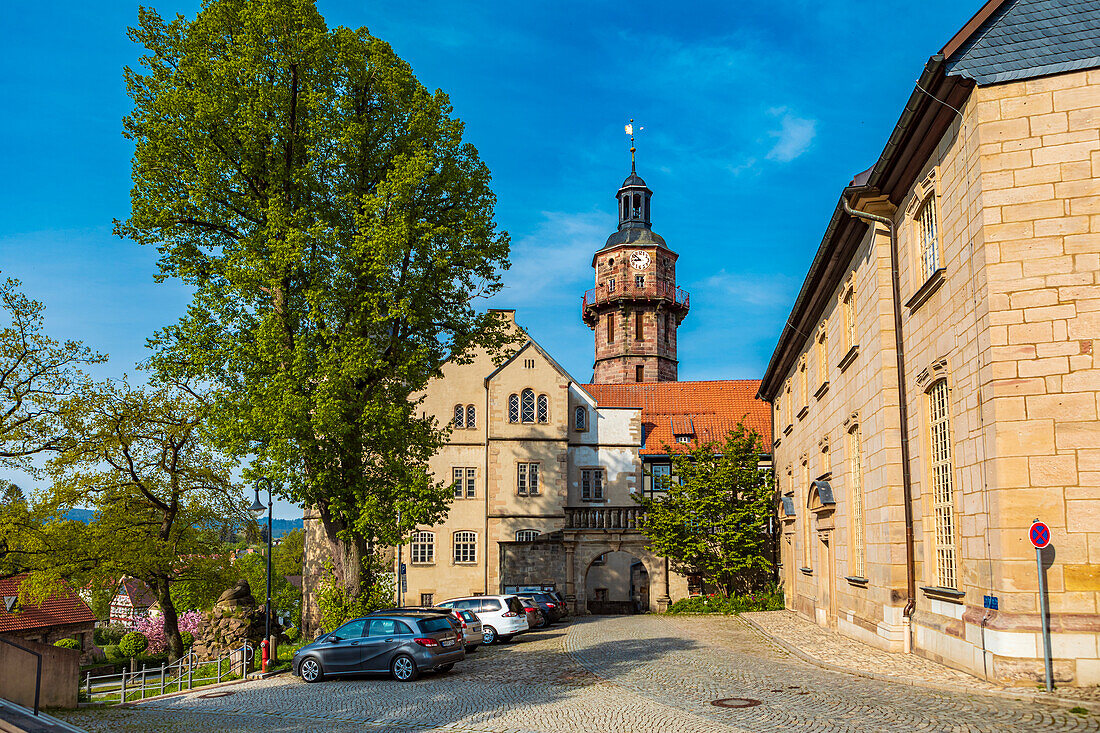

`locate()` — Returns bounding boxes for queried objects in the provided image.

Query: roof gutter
[841,197,917,643]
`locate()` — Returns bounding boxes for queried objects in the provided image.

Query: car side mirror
[326,635,340,643]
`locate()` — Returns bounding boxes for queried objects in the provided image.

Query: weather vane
[625,119,644,172]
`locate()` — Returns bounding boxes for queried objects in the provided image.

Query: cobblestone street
[60,616,1099,733]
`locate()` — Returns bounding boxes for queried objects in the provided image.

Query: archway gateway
[583,550,650,614]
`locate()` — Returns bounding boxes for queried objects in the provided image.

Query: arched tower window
[537,394,549,423]
[466,404,476,429]
[574,406,588,431]
[508,394,519,423]
[453,404,464,428]
[521,389,536,423]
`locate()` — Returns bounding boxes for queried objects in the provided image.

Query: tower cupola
[617,171,652,230]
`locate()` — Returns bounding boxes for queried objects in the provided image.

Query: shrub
[53,638,81,650]
[102,644,124,663]
[666,586,784,615]
[180,631,194,648]
[93,623,129,647]
[119,631,148,658]
[284,626,299,643]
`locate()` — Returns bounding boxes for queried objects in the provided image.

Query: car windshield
[417,617,453,633]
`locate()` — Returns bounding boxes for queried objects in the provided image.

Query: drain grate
[711,698,762,709]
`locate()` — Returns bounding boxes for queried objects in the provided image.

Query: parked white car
[438,595,529,645]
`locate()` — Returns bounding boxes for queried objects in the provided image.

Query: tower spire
[625,119,638,172]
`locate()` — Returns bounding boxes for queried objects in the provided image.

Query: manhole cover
[197,690,236,699]
[711,698,762,709]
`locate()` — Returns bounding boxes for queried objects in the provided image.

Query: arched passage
[572,542,666,614]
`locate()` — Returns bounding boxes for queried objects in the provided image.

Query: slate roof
[945,0,1100,84]
[582,380,771,455]
[0,574,97,634]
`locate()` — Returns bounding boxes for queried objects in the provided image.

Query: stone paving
[59,616,1099,733]
[738,610,1100,704]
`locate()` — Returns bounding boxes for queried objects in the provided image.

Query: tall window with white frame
[844,287,856,351]
[453,531,477,564]
[801,461,812,571]
[453,404,464,428]
[410,531,434,564]
[517,463,540,496]
[537,394,549,423]
[521,389,536,423]
[916,196,940,280]
[847,425,866,579]
[466,404,476,428]
[928,379,957,589]
[508,394,519,423]
[452,467,475,499]
[515,529,540,542]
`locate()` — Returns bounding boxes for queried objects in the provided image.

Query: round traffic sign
[1030,521,1050,549]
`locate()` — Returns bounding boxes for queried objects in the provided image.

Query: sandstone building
[303,166,771,629]
[758,0,1100,686]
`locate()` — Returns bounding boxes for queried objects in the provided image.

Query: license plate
[441,639,454,647]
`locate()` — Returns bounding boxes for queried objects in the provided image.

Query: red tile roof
[0,574,97,634]
[582,380,772,455]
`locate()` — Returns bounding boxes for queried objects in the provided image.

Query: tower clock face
[630,251,651,270]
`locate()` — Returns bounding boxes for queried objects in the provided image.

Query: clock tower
[582,165,689,383]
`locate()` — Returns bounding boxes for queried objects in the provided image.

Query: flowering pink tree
[136,611,202,655]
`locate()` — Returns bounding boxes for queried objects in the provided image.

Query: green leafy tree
[0,277,105,471]
[116,0,513,607]
[274,528,304,579]
[637,424,774,596]
[3,381,245,661]
[119,631,148,659]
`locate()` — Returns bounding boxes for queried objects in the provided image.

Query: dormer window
[676,435,693,444]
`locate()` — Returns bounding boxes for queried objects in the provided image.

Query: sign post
[1030,519,1053,693]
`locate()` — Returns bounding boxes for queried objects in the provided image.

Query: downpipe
[842,197,918,653]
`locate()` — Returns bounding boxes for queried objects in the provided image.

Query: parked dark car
[528,592,565,623]
[373,606,483,650]
[292,612,463,683]
[546,590,569,616]
[518,596,548,629]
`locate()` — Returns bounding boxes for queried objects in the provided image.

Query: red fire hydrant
[260,639,269,673]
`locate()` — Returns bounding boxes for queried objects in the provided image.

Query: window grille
[929,380,957,589]
[917,196,940,280]
[848,426,866,579]
[453,404,464,428]
[410,531,434,564]
[537,394,549,423]
[635,275,644,288]
[608,278,616,293]
[420,593,433,606]
[801,462,812,570]
[466,405,476,428]
[515,529,540,542]
[651,464,671,493]
[574,406,587,431]
[517,463,539,495]
[521,389,536,423]
[453,531,477,564]
[508,394,519,423]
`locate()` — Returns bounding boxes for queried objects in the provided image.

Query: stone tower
[582,165,689,383]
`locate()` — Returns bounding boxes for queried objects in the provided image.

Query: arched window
[453,531,477,564]
[410,531,435,564]
[521,389,536,423]
[508,394,519,423]
[515,529,540,542]
[574,406,587,431]
[466,404,476,429]
[537,394,549,423]
[453,404,464,428]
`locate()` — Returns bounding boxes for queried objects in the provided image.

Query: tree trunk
[317,503,366,599]
[154,578,184,663]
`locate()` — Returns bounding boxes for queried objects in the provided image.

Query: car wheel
[435,663,455,673]
[390,654,419,682]
[482,626,497,645]
[499,635,514,643]
[299,657,323,683]
[465,644,479,652]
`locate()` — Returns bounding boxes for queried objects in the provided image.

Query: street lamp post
[250,481,273,671]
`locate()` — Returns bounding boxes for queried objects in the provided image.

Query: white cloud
[699,269,797,309]
[490,210,613,308]
[765,107,817,163]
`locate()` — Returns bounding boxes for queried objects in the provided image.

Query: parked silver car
[292,612,464,682]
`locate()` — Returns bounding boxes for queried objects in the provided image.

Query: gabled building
[758,0,1100,686]
[109,577,159,627]
[0,574,97,663]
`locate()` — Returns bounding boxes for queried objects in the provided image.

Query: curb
[736,614,1098,713]
[117,677,252,706]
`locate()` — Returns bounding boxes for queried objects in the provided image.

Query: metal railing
[0,636,41,715]
[84,643,253,705]
[565,506,646,531]
[581,281,690,315]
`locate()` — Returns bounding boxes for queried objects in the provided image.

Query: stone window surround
[924,371,960,592]
[410,531,435,565]
[516,461,540,496]
[905,168,943,285]
[580,466,606,502]
[452,466,476,499]
[453,531,478,565]
[574,405,589,432]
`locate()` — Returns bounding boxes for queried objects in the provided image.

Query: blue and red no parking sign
[1030,520,1050,549]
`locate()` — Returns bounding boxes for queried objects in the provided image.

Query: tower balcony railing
[581,280,689,319]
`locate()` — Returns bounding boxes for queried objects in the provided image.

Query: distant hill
[63,509,304,538]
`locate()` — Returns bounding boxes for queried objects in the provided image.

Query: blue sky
[1,0,978,516]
